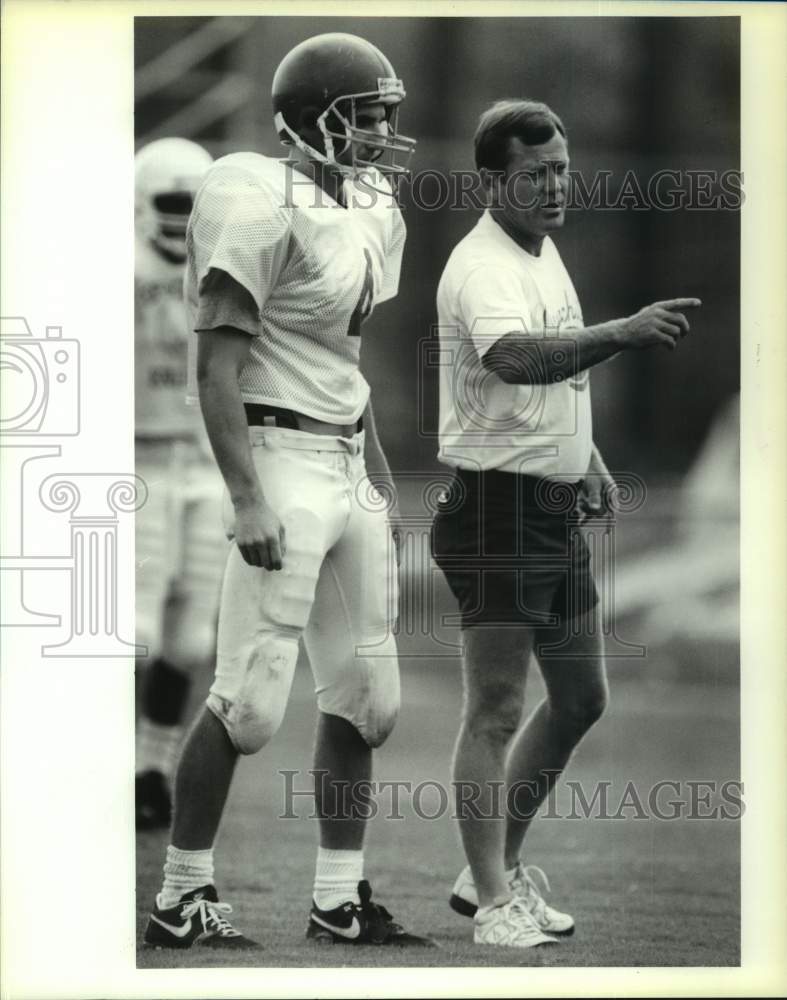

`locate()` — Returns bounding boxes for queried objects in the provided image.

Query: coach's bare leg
[171,706,238,849]
[453,625,533,908]
[503,607,608,868]
[313,712,371,849]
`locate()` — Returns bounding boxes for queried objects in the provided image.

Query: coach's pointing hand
[621,298,701,351]
[233,497,286,570]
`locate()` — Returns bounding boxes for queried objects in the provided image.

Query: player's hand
[232,497,286,570]
[621,298,701,351]
[577,452,617,529]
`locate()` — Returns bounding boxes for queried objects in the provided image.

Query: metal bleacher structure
[135,17,262,155]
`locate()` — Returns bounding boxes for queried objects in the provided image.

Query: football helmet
[135,138,213,261]
[271,33,416,181]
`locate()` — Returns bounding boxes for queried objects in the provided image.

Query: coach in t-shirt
[432,99,700,950]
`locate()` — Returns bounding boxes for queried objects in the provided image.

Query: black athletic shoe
[143,885,260,949]
[306,879,436,947]
[135,770,172,831]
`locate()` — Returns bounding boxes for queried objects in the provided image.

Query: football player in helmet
[134,138,229,831]
[143,34,431,950]
[135,138,213,262]
[271,32,415,186]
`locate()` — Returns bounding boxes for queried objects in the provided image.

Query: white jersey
[135,236,201,439]
[436,211,592,481]
[185,153,405,423]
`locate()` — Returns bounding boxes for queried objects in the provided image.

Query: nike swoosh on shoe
[309,913,362,940]
[149,914,193,938]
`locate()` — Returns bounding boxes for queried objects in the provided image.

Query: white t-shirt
[436,211,592,481]
[135,235,202,440]
[185,153,405,424]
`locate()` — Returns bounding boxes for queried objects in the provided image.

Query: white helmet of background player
[134,138,213,262]
[271,33,416,180]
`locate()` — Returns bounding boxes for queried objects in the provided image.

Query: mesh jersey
[135,235,201,439]
[185,153,406,423]
[436,211,593,480]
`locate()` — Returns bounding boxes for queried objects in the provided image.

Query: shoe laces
[181,897,241,937]
[357,879,402,940]
[497,897,543,938]
[511,863,551,920]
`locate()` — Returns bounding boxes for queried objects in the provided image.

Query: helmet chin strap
[274,109,407,196]
[273,112,355,178]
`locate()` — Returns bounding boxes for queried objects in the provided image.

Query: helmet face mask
[135,138,213,262]
[272,34,416,188]
[318,93,415,179]
[150,191,196,258]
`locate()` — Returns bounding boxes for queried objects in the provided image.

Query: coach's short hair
[474,99,567,173]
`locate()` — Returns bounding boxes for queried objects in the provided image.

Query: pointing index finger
[660,298,702,310]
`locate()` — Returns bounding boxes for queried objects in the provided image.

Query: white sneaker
[473,897,558,948]
[510,863,575,936]
[450,862,575,936]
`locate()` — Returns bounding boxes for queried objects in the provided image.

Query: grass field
[136,650,740,969]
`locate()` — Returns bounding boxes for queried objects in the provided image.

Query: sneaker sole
[200,936,261,950]
[142,936,261,950]
[142,940,193,950]
[305,922,340,945]
[449,894,575,936]
[306,919,437,948]
[474,935,559,948]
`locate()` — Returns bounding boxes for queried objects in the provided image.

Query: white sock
[313,847,363,910]
[137,718,184,779]
[159,845,214,909]
[476,894,513,918]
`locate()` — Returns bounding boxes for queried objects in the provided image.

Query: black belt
[244,403,362,433]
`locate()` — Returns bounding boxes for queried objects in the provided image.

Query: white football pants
[208,426,400,754]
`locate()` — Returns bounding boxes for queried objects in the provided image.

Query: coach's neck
[488,207,545,258]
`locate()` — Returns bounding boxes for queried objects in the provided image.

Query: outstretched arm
[483,298,702,385]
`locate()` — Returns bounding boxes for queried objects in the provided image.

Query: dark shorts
[430,468,599,630]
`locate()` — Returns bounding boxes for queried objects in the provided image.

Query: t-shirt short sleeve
[194,268,262,338]
[188,164,290,314]
[377,204,406,304]
[457,265,532,359]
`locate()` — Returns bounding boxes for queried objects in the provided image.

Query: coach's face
[493,132,570,252]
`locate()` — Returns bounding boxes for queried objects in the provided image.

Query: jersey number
[347,249,374,337]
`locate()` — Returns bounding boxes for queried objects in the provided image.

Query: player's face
[498,133,570,247]
[336,101,390,167]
